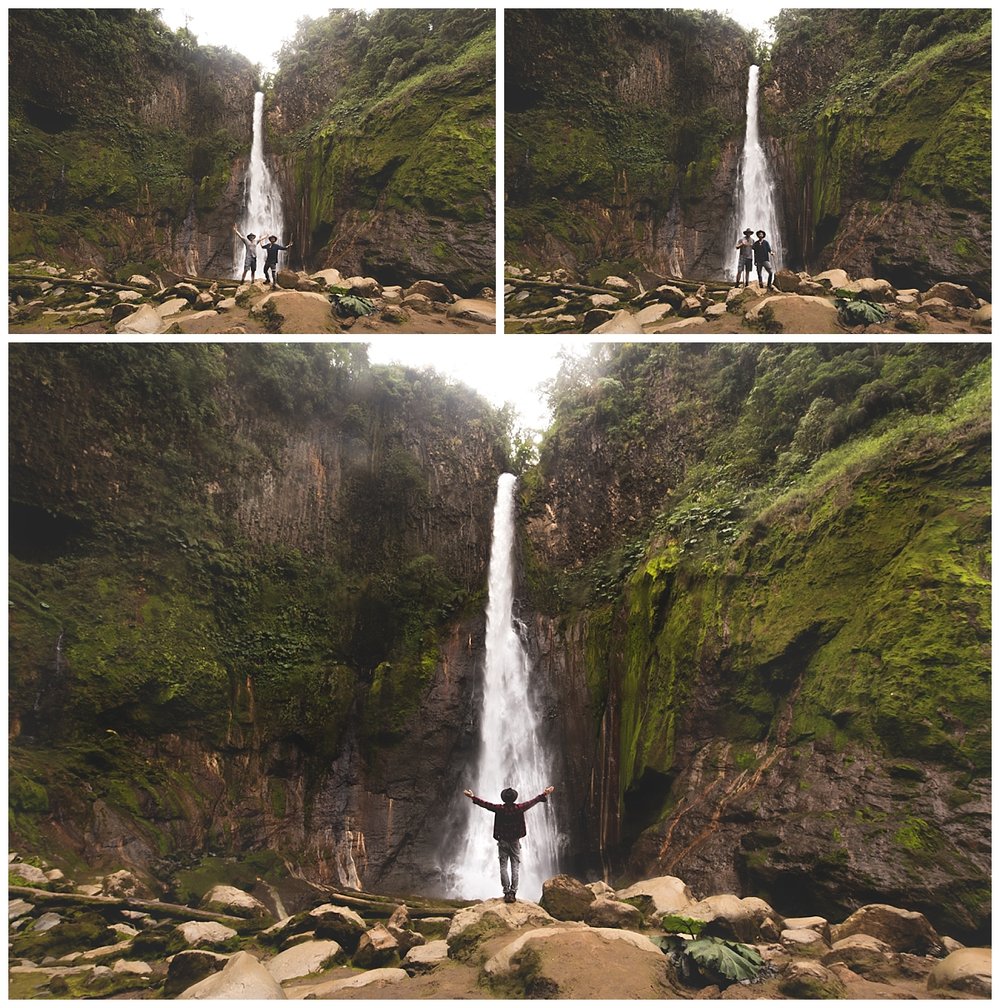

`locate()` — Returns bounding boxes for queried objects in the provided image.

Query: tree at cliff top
[9,344,512,885]
[505,9,753,280]
[522,343,990,941]
[764,8,991,297]
[271,8,495,293]
[8,9,257,278]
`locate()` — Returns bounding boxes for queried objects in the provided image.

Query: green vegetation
[9,343,511,863]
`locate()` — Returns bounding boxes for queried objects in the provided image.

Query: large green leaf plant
[653,914,767,988]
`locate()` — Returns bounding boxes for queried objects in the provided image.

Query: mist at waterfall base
[445,474,563,902]
[233,91,284,278]
[727,64,783,280]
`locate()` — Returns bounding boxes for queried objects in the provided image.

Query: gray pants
[756,260,774,285]
[497,839,521,895]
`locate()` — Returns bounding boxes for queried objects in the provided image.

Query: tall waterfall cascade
[447,473,562,900]
[728,64,782,279]
[232,91,284,277]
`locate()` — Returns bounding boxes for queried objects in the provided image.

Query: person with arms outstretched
[258,233,293,288]
[233,224,258,284]
[463,785,555,903]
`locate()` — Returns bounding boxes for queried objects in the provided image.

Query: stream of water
[728,64,782,280]
[447,473,562,901]
[232,91,284,277]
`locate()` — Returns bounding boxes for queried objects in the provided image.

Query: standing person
[735,228,755,287]
[753,229,774,290]
[233,224,259,284]
[463,785,555,903]
[259,234,293,289]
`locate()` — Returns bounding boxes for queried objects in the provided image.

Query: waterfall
[447,473,562,901]
[233,91,284,277]
[728,64,782,280]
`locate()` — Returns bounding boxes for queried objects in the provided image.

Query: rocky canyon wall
[522,344,991,943]
[763,8,990,296]
[505,10,752,281]
[8,9,257,278]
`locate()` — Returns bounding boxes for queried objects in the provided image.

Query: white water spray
[728,65,782,279]
[448,473,562,901]
[233,91,284,277]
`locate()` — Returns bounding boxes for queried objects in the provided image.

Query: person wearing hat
[233,224,259,284]
[735,228,755,287]
[258,232,294,288]
[463,784,556,902]
[753,229,774,290]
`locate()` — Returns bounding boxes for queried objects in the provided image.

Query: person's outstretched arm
[463,789,475,800]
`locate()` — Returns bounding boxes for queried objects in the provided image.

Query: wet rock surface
[9,856,988,999]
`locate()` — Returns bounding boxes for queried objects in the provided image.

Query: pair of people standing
[736,228,773,289]
[233,224,293,287]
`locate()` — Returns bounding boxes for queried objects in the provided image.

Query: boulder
[200,885,268,920]
[645,284,686,307]
[112,959,153,976]
[679,295,703,316]
[163,283,200,304]
[783,916,831,943]
[353,924,399,968]
[174,921,238,948]
[344,275,382,297]
[916,297,957,322]
[589,310,632,333]
[117,290,144,303]
[195,292,215,308]
[306,905,366,951]
[265,939,342,982]
[704,303,728,319]
[35,912,63,932]
[922,281,979,308]
[590,293,619,308]
[446,297,496,325]
[446,898,556,960]
[401,293,436,315]
[10,862,49,886]
[895,293,918,307]
[971,303,991,328]
[603,275,635,294]
[779,959,846,999]
[177,950,286,999]
[895,310,925,332]
[170,310,221,332]
[9,898,33,921]
[310,269,343,288]
[404,279,450,302]
[381,285,404,304]
[616,877,693,917]
[680,894,780,943]
[843,277,895,302]
[584,897,644,930]
[101,870,145,899]
[155,297,190,318]
[726,285,758,313]
[403,939,449,975]
[812,268,850,289]
[306,967,408,995]
[114,303,164,334]
[927,947,991,997]
[127,274,157,288]
[634,302,673,327]
[216,298,237,312]
[540,874,596,921]
[831,904,944,955]
[773,268,802,293]
[781,927,828,952]
[386,905,425,954]
[586,881,615,898]
[744,293,841,332]
[822,933,899,982]
[163,950,229,998]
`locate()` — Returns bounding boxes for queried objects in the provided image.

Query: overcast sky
[364,336,588,433]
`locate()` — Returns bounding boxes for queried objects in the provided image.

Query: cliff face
[8,345,509,893]
[8,9,257,278]
[523,344,991,942]
[764,8,991,296]
[270,8,496,293]
[505,10,752,281]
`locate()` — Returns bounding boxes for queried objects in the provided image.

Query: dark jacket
[472,792,548,841]
[753,238,772,264]
[261,240,289,266]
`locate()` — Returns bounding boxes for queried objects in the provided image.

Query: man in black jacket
[463,785,555,902]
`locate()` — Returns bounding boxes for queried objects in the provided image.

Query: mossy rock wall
[525,344,990,942]
[765,9,991,296]
[505,9,752,279]
[8,344,507,893]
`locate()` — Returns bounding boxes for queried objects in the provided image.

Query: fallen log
[9,885,256,931]
[8,273,148,294]
[506,275,731,296]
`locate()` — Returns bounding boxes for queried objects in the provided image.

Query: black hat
[743,229,753,235]
[756,230,766,236]
[247,233,256,240]
[500,787,518,803]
